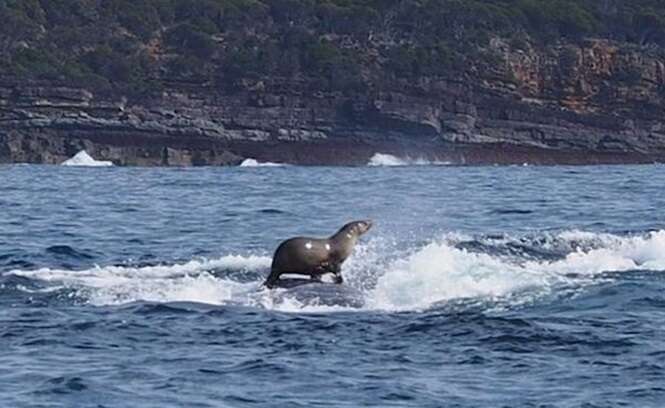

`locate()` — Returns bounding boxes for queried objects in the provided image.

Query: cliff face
[2,1,665,165]
[3,38,665,166]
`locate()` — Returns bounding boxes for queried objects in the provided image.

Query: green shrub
[4,0,665,95]
[166,24,217,59]
[302,39,342,73]
[632,9,665,45]
[12,48,59,79]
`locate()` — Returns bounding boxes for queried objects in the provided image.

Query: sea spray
[239,158,286,167]
[7,230,665,313]
[368,153,450,167]
[61,150,113,167]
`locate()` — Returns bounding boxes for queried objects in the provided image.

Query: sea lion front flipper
[329,263,343,284]
[322,262,343,284]
[263,269,282,288]
[332,273,344,284]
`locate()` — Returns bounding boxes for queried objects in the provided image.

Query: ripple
[492,209,534,215]
[68,321,97,331]
[41,377,88,394]
[45,245,94,260]
[1,164,665,407]
[130,303,201,315]
[258,208,288,214]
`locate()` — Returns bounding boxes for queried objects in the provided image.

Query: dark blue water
[1,164,665,407]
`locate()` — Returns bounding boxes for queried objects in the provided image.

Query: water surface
[1,164,664,407]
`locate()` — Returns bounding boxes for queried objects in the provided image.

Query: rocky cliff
[2,1,665,165]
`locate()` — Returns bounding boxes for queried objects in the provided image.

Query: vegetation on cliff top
[1,0,665,97]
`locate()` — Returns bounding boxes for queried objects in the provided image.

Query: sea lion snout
[356,220,373,235]
[340,220,373,239]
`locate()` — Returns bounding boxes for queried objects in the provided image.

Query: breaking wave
[368,153,450,167]
[239,158,286,167]
[368,230,665,311]
[61,150,113,167]
[8,255,271,306]
[6,230,665,313]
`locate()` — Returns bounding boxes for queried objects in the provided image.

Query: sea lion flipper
[263,269,281,288]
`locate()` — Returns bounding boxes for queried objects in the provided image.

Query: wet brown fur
[263,220,372,288]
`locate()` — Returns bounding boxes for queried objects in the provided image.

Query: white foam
[367,230,665,311]
[61,150,113,167]
[367,241,554,311]
[556,230,622,246]
[239,158,285,167]
[7,231,665,313]
[367,153,450,167]
[254,288,356,314]
[10,255,271,306]
[539,230,665,273]
[367,153,408,166]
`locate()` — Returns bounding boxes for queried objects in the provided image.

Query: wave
[61,150,113,167]
[367,153,450,167]
[6,230,665,313]
[8,255,271,306]
[239,158,286,167]
[369,230,665,311]
[45,245,95,259]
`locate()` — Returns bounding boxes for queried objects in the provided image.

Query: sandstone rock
[3,37,665,166]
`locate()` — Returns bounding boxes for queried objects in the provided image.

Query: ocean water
[1,164,665,407]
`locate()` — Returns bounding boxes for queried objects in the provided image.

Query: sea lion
[263,220,373,288]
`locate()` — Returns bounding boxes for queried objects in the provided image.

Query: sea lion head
[341,220,373,237]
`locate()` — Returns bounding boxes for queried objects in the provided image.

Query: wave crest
[9,255,271,306]
[6,231,665,313]
[368,230,665,311]
[239,159,286,167]
[61,150,113,167]
[367,153,450,167]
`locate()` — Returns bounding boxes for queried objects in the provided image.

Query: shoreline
[2,134,664,168]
